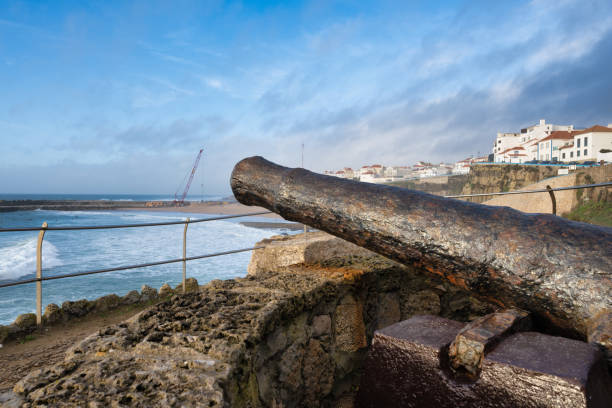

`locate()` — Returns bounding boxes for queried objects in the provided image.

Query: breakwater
[0,200,169,212]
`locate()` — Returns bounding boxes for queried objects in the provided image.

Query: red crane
[174,148,203,206]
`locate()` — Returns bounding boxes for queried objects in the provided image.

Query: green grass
[18,334,36,344]
[562,202,612,227]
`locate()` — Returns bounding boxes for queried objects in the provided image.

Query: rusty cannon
[231,156,612,358]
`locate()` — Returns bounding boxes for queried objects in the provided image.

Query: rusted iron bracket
[448,309,531,380]
[546,185,556,215]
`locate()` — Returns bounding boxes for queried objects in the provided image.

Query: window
[562,153,566,159]
[584,149,588,156]
[584,137,588,146]
[577,150,580,157]
[577,139,581,148]
[570,152,574,158]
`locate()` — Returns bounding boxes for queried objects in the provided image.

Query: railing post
[183,218,189,293]
[546,185,557,215]
[36,222,47,326]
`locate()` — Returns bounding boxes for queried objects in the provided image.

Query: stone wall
[462,163,611,205]
[5,232,498,407]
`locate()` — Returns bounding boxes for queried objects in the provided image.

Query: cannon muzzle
[231,156,612,356]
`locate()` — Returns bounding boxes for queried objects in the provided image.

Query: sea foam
[0,238,63,281]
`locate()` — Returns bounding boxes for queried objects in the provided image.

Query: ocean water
[0,193,228,202]
[0,209,289,325]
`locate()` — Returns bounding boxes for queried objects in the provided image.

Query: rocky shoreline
[0,279,200,346]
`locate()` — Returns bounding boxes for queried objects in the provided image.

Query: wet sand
[121,201,283,219]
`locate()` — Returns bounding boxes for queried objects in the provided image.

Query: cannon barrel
[231,156,612,353]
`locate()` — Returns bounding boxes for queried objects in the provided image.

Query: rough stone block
[62,299,93,317]
[375,292,400,330]
[356,315,612,408]
[184,277,199,293]
[334,295,366,352]
[158,283,174,297]
[140,285,158,302]
[120,290,141,305]
[312,314,331,338]
[0,325,9,343]
[43,303,63,324]
[248,231,376,275]
[14,313,37,329]
[401,289,440,318]
[93,294,121,312]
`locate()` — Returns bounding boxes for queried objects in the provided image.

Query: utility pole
[301,142,307,233]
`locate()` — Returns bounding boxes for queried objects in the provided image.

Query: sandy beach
[121,201,283,219]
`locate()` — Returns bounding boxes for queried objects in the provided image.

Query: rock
[303,339,334,405]
[376,292,401,330]
[279,343,304,392]
[334,295,367,352]
[62,299,94,317]
[121,290,141,305]
[267,327,287,355]
[248,231,375,275]
[140,285,158,302]
[14,313,37,329]
[43,303,63,324]
[401,289,440,318]
[312,315,331,338]
[94,294,121,312]
[184,277,199,293]
[0,325,9,343]
[159,283,174,298]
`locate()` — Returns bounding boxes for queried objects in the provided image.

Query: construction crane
[174,148,204,206]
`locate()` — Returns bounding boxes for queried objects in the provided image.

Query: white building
[384,166,412,178]
[536,131,575,162]
[493,119,574,162]
[497,147,528,163]
[453,159,471,174]
[566,125,612,162]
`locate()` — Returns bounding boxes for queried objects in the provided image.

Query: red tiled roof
[500,146,525,154]
[372,164,382,168]
[539,131,575,142]
[573,125,612,136]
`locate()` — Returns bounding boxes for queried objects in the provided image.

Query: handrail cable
[0,246,264,289]
[444,181,611,199]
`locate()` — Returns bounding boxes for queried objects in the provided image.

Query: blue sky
[1,0,611,195]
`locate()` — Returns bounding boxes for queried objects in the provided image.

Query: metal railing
[445,182,611,216]
[0,210,272,325]
[0,181,610,326]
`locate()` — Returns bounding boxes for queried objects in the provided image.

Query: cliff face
[462,164,611,205]
[461,165,559,203]
[572,164,612,206]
